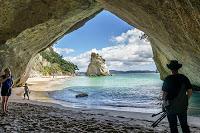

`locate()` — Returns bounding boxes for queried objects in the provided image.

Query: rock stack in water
[86,53,110,76]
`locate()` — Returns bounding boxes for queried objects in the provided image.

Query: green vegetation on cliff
[40,48,78,75]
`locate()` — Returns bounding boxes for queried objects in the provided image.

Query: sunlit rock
[86,53,110,76]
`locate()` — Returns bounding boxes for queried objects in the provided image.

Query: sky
[53,10,156,72]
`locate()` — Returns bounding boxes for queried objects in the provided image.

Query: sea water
[49,73,200,116]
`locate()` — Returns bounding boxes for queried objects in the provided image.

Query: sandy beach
[1,76,199,132]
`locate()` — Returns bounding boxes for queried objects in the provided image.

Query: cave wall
[0,0,200,87]
[0,0,102,85]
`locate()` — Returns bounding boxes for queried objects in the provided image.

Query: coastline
[11,76,71,104]
[6,76,200,132]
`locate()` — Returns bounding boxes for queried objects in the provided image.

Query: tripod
[151,111,167,127]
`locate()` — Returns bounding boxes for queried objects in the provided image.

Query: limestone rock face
[0,0,200,87]
[0,0,102,85]
[17,51,51,85]
[86,53,110,76]
[29,53,50,78]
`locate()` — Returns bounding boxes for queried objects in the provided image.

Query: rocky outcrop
[0,0,102,85]
[86,53,110,76]
[17,50,52,85]
[0,0,200,87]
[29,47,77,77]
[29,53,50,78]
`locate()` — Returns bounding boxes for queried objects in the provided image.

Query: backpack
[2,76,13,89]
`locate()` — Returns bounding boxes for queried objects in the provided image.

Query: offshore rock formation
[0,0,200,87]
[86,53,110,76]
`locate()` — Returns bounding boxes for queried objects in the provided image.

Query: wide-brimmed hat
[167,60,182,70]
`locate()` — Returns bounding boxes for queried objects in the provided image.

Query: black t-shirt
[162,74,192,113]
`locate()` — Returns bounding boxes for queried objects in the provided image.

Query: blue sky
[53,10,156,72]
[54,10,132,56]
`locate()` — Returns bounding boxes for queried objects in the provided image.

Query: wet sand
[0,102,166,133]
[2,76,200,133]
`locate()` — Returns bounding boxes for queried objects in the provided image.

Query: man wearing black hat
[162,60,192,133]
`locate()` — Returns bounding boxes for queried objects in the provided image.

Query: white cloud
[52,47,74,55]
[64,28,156,72]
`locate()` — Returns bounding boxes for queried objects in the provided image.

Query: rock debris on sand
[0,102,199,133]
[0,103,157,133]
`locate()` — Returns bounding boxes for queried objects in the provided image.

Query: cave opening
[48,10,157,75]
[1,1,200,132]
[30,10,164,114]
[29,10,200,116]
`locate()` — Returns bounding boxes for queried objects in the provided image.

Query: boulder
[75,93,88,98]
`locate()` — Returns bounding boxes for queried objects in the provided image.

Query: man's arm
[162,91,168,100]
[184,76,192,99]
[162,79,168,101]
[187,89,192,99]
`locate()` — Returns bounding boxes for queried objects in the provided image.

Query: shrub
[40,48,78,75]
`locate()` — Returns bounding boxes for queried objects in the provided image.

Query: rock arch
[0,0,200,86]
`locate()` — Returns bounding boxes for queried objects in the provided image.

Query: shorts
[1,88,11,96]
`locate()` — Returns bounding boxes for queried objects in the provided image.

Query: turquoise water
[188,92,200,116]
[49,73,200,116]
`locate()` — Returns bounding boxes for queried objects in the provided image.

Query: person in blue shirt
[0,68,13,114]
[162,60,192,133]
